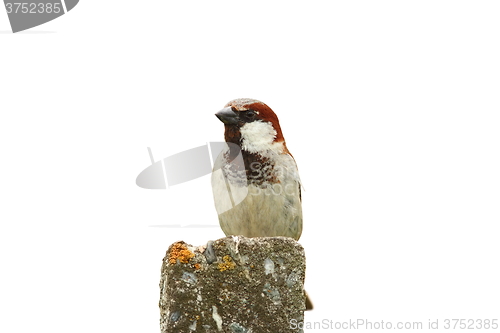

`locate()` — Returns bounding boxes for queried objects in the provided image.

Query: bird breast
[211,147,303,240]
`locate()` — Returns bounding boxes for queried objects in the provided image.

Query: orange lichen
[193,263,201,270]
[218,255,236,271]
[168,242,195,264]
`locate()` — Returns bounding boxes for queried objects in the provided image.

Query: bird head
[215,98,287,155]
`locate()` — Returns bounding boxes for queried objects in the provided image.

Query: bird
[211,98,312,309]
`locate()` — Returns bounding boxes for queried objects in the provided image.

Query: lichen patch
[218,255,236,271]
[168,242,195,264]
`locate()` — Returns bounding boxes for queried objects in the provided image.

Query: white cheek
[240,121,283,154]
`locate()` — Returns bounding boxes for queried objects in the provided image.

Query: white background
[1,1,499,332]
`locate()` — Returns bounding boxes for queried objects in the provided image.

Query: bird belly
[212,179,302,240]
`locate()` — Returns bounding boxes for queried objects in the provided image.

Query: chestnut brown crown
[215,98,286,143]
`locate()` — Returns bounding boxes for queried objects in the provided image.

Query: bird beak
[215,107,239,125]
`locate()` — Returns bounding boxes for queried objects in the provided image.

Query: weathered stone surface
[159,236,306,333]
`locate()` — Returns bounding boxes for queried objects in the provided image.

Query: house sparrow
[211,98,312,309]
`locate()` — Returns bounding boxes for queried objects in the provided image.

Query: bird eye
[245,110,256,120]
